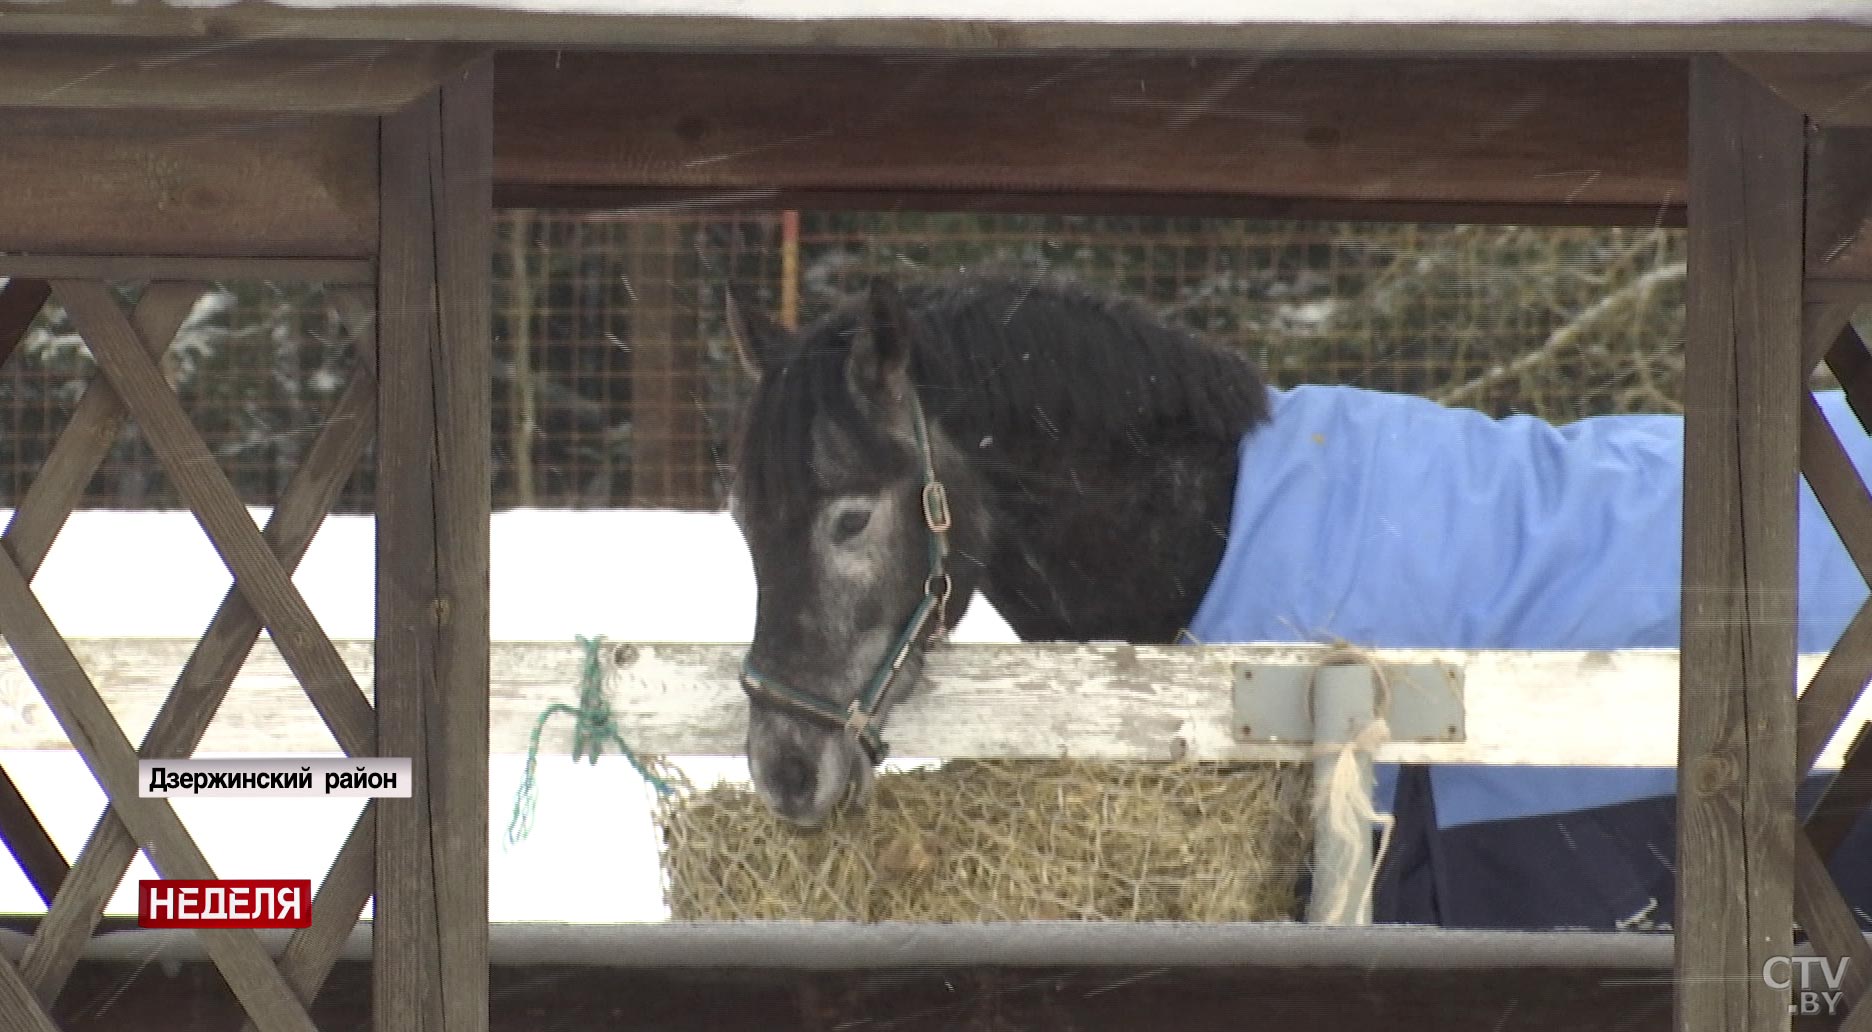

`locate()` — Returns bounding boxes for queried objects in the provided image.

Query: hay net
[654,758,1312,923]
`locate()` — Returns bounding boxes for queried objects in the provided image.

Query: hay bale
[655,759,1311,922]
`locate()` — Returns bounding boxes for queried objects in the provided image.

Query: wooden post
[376,55,493,1032]
[1677,56,1807,1032]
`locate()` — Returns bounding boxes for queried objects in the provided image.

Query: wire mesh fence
[0,282,367,512]
[1,211,1708,514]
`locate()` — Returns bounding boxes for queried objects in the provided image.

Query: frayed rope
[1303,643,1397,926]
[506,635,675,846]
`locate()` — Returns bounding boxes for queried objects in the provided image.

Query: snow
[0,507,1016,922]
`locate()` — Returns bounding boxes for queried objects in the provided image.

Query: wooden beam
[494,53,1687,220]
[0,764,64,907]
[1791,834,1872,1020]
[0,109,376,260]
[1828,325,1872,437]
[1807,127,1872,283]
[0,38,478,114]
[0,256,374,285]
[0,945,1750,1032]
[0,279,49,374]
[0,955,59,1032]
[1731,53,1872,128]
[498,183,1689,228]
[3,5,1871,56]
[0,553,320,1032]
[1847,992,1872,1032]
[2,283,207,589]
[1796,397,1872,776]
[17,295,375,1004]
[56,280,375,757]
[1811,280,1872,306]
[1793,725,1872,1032]
[238,804,376,1032]
[1677,55,1806,1032]
[5,641,1871,770]
[1807,721,1872,863]
[1808,308,1862,375]
[375,56,493,1032]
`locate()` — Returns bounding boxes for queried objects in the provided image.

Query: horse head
[724,277,989,826]
[726,270,1267,826]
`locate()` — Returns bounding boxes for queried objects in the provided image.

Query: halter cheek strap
[739,395,953,766]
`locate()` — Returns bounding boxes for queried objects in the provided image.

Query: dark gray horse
[724,271,1872,934]
[725,273,1268,825]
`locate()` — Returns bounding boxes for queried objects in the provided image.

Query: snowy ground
[0,508,1017,922]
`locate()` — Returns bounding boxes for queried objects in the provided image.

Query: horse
[723,270,1872,930]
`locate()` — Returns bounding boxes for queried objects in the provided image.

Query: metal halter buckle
[923,481,952,533]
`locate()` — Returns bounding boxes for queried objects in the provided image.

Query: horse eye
[831,508,872,543]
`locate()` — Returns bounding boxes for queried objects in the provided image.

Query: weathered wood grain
[56,280,374,756]
[1792,606,1872,779]
[433,56,495,1032]
[0,279,49,374]
[0,954,59,1032]
[1807,307,1861,377]
[2,282,205,585]
[1806,722,1872,863]
[0,764,64,907]
[0,37,475,114]
[1828,325,1872,437]
[239,803,376,1032]
[3,280,210,1006]
[4,2,1872,55]
[1846,989,1872,1032]
[18,297,376,1005]
[0,109,375,259]
[1800,392,1872,584]
[3,640,1867,771]
[500,184,1692,229]
[1733,53,1872,129]
[1810,279,1872,307]
[374,57,493,1032]
[495,53,1686,217]
[1791,833,1872,1020]
[1796,393,1872,775]
[0,552,318,1032]
[1677,55,1805,1032]
[0,255,374,285]
[375,84,444,1032]
[1806,127,1872,282]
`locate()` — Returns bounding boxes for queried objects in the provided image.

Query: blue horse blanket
[1188,384,1872,929]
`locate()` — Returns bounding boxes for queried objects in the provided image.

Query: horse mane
[733,271,1270,505]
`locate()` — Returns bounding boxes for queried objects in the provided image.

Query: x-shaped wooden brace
[1788,286,1872,1032]
[0,277,381,1032]
[0,279,66,912]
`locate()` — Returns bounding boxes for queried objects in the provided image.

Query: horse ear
[724,283,785,379]
[848,277,914,405]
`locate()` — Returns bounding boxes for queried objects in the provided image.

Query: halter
[738,394,954,766]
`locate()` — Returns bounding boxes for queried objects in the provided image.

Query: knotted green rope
[506,635,675,846]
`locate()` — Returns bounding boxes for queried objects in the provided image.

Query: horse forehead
[807,413,872,486]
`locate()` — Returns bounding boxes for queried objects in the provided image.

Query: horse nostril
[772,755,815,800]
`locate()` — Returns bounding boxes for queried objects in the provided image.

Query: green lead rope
[506,635,676,846]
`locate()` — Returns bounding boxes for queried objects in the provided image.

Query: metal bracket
[1232,659,1465,745]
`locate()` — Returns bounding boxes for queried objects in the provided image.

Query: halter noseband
[738,394,954,766]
